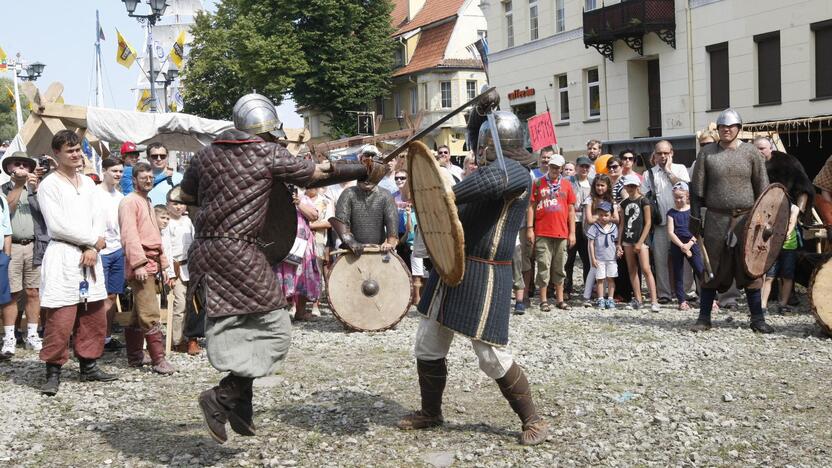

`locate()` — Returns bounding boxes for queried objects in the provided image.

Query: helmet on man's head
[716,108,743,127]
[359,144,383,162]
[476,111,534,166]
[232,93,286,139]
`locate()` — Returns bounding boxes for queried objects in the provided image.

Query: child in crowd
[154,205,176,289]
[165,198,197,353]
[586,201,619,309]
[617,175,660,312]
[666,182,704,311]
[582,174,619,305]
[761,203,801,314]
[0,193,12,358]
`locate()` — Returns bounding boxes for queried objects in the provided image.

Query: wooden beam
[42,82,64,104]
[311,128,415,153]
[39,103,88,123]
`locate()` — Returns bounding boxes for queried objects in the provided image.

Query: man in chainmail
[330,145,399,254]
[689,108,774,334]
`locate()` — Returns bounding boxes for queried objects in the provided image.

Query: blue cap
[597,201,612,212]
[673,181,689,191]
[622,174,641,186]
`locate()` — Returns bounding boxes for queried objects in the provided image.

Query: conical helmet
[232,93,286,139]
[716,108,742,127]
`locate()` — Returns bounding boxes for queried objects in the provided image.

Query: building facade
[483,0,832,169]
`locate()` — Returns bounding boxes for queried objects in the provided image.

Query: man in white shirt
[97,158,126,352]
[38,130,118,395]
[436,145,464,183]
[641,140,691,303]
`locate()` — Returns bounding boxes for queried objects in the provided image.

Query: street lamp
[161,63,179,112]
[18,62,46,82]
[121,0,169,112]
[7,53,46,132]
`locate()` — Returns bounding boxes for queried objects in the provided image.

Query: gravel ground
[1,297,831,467]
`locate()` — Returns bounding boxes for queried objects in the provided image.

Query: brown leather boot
[397,358,446,430]
[496,362,549,446]
[198,373,253,443]
[145,329,176,375]
[124,327,148,367]
[187,338,201,356]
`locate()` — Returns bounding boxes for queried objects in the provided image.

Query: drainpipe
[686,1,695,133]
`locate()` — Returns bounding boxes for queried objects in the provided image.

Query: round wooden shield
[327,250,412,332]
[742,183,791,278]
[809,256,832,336]
[407,141,465,286]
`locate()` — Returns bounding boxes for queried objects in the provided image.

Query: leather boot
[145,330,176,374]
[496,362,549,446]
[187,338,202,356]
[750,319,774,334]
[198,373,250,444]
[41,364,61,396]
[221,374,256,436]
[79,358,119,382]
[397,359,446,430]
[125,327,149,367]
[690,319,712,332]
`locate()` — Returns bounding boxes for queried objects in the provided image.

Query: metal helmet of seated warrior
[476,111,530,166]
[232,93,287,139]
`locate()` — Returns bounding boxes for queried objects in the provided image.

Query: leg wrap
[417,358,447,417]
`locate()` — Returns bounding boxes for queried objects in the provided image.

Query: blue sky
[0,0,302,126]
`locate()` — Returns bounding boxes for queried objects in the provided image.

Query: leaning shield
[327,249,412,332]
[407,141,466,286]
[260,183,298,265]
[741,183,791,278]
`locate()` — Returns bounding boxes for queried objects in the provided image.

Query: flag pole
[12,53,23,132]
[95,10,104,107]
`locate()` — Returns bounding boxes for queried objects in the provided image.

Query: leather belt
[196,232,259,245]
[708,207,751,217]
[12,238,34,246]
[468,256,512,266]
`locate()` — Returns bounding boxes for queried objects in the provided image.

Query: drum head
[407,141,465,286]
[327,251,412,332]
[742,183,791,278]
[810,257,832,335]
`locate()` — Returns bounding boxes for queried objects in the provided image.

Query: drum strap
[468,256,512,266]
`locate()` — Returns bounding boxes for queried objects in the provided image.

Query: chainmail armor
[335,186,398,244]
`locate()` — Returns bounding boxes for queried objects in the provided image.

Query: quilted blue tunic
[418,158,531,346]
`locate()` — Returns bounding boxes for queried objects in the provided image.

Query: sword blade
[383,86,496,163]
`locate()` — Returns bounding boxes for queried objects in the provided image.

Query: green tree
[182,0,307,120]
[0,77,30,142]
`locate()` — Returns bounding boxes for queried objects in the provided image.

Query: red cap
[120,141,138,154]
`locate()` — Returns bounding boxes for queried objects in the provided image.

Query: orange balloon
[595,154,613,175]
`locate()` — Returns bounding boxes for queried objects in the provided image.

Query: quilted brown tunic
[180,129,316,318]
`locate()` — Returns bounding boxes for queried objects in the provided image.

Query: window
[440,81,452,108]
[410,87,418,114]
[394,92,402,118]
[505,2,514,48]
[393,47,404,68]
[556,74,569,121]
[422,83,429,110]
[812,20,832,99]
[755,31,781,105]
[529,1,539,41]
[467,80,477,100]
[707,42,729,109]
[586,68,600,118]
[585,0,597,11]
[555,0,565,33]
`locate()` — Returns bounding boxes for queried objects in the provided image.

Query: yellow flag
[6,85,15,110]
[0,46,7,72]
[169,30,186,69]
[136,89,153,112]
[116,29,137,69]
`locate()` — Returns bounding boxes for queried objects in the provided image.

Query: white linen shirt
[38,173,107,307]
[96,186,124,255]
[164,215,194,281]
[641,163,690,226]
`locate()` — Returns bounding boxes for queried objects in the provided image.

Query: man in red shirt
[526,154,576,311]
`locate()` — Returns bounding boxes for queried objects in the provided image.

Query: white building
[482,0,832,171]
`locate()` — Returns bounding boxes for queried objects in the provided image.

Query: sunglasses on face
[395,176,407,181]
[149,154,168,161]
[621,156,634,161]
[438,151,449,154]
[608,165,620,169]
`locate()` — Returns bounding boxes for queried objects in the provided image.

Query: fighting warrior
[177,93,376,443]
[397,91,549,445]
[689,109,774,333]
[330,144,399,255]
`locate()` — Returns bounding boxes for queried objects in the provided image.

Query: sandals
[679,301,691,311]
[556,302,571,310]
[540,302,552,312]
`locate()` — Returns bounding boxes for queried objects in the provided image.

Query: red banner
[527,112,557,152]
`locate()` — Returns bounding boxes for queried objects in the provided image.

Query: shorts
[595,260,618,279]
[766,249,797,280]
[0,252,11,304]
[534,237,568,288]
[9,242,40,293]
[412,257,430,278]
[102,249,126,295]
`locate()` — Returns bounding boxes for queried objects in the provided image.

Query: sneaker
[605,298,616,310]
[1,336,16,358]
[596,298,606,309]
[651,303,661,313]
[513,302,526,315]
[627,300,642,310]
[24,335,43,352]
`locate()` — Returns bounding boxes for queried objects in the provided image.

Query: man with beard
[397,91,549,446]
[178,93,377,443]
[689,109,773,333]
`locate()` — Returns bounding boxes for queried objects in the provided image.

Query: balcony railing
[583,0,676,61]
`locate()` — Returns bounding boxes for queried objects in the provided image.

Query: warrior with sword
[175,93,381,443]
[396,89,549,445]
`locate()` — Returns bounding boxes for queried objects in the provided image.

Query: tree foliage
[0,77,30,142]
[182,0,394,137]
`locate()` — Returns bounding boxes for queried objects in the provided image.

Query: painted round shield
[327,250,412,332]
[407,141,465,286]
[742,183,791,278]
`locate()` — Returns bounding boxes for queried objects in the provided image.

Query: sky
[0,0,303,127]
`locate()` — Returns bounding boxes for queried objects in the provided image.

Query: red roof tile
[390,0,467,36]
[393,20,455,77]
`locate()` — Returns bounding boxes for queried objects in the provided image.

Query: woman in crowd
[394,170,415,270]
[582,174,619,305]
[606,156,625,203]
[463,154,478,178]
[619,149,642,182]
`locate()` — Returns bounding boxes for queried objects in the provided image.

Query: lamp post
[9,53,46,132]
[122,0,169,113]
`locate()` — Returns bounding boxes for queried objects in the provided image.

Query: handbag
[283,236,308,266]
[645,167,664,228]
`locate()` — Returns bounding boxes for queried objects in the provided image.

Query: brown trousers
[39,300,107,366]
[128,277,161,332]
